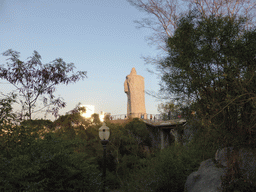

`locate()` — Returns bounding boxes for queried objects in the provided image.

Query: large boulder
[185,147,256,192]
[184,159,225,192]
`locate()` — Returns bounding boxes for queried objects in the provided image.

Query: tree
[0,93,17,125]
[53,103,91,139]
[159,11,256,147]
[156,11,256,189]
[106,119,153,187]
[0,50,87,120]
[128,0,256,50]
[128,0,256,102]
[157,101,182,120]
[91,113,101,124]
[0,132,101,191]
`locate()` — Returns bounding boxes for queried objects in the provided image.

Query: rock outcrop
[184,159,225,192]
[124,68,146,119]
[185,147,256,192]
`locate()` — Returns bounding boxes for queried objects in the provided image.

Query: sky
[0,0,163,120]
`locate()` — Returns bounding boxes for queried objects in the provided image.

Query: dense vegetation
[1,5,256,191]
[0,92,213,191]
[160,11,256,148]
[1,94,256,191]
[0,94,212,192]
[0,94,159,191]
[156,10,256,191]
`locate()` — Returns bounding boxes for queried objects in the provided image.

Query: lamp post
[99,122,110,192]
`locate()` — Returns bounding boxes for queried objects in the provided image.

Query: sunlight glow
[99,111,104,122]
[81,105,95,119]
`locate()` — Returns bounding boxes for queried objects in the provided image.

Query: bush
[120,143,200,192]
[0,132,101,192]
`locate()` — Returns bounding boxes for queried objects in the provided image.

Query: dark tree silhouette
[0,49,87,119]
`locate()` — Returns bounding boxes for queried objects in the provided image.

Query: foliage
[160,11,256,148]
[0,94,228,191]
[0,99,102,191]
[0,131,101,192]
[103,119,156,189]
[0,93,159,191]
[157,101,183,120]
[119,142,201,192]
[182,117,219,159]
[0,93,17,124]
[21,119,53,128]
[0,49,87,120]
[53,104,91,139]
[0,121,47,159]
[221,148,256,191]
[128,0,256,51]
[52,105,103,165]
[155,11,256,191]
[104,113,111,121]
[124,118,152,148]
[118,123,233,192]
[91,113,101,124]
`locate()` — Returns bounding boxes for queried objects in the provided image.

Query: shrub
[120,143,200,192]
[0,132,101,192]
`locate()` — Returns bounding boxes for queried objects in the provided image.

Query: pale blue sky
[0,0,163,119]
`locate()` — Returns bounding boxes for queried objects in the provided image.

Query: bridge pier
[160,129,164,150]
[143,119,186,150]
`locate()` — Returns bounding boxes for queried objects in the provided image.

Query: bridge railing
[109,113,183,122]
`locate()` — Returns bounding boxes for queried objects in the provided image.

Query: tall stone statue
[124,68,146,119]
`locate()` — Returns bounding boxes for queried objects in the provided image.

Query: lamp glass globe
[99,122,110,140]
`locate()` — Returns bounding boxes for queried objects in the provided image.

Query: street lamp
[99,122,110,192]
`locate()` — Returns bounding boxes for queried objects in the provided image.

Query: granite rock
[184,159,225,192]
[185,148,256,192]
